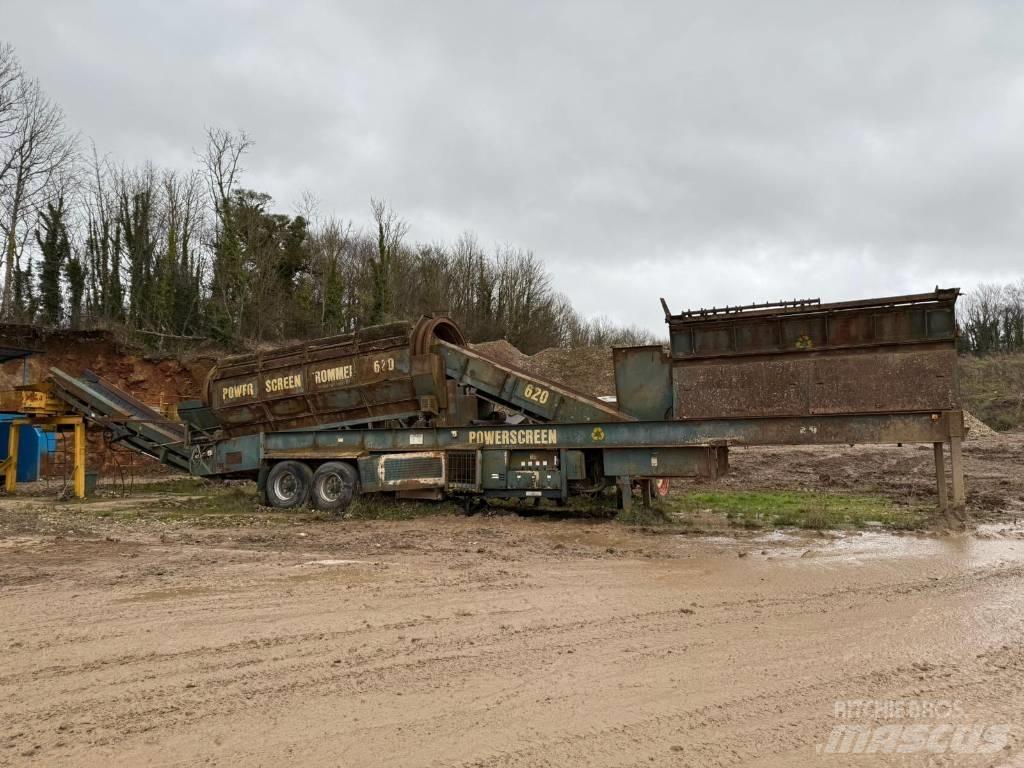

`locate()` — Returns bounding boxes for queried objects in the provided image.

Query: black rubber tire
[461,496,484,516]
[265,461,313,509]
[311,461,357,514]
[336,461,359,490]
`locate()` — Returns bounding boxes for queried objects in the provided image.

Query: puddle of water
[755,530,801,544]
[975,520,1024,538]
[753,530,1024,569]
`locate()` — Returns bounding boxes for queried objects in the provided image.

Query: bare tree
[0,43,24,303]
[201,127,252,338]
[306,216,356,333]
[201,127,251,227]
[0,43,23,165]
[82,143,123,323]
[368,197,408,324]
[154,167,206,335]
[960,284,1006,355]
[0,68,78,317]
[295,189,320,223]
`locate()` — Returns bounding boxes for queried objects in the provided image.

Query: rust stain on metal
[667,289,961,422]
[205,316,462,437]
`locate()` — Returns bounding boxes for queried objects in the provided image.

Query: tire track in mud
[8,556,1016,693]
[1,621,1009,753]
[437,644,1024,768]
[4,529,1024,766]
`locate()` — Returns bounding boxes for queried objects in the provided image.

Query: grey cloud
[5,0,1023,335]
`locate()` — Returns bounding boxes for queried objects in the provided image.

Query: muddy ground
[2,437,1024,767]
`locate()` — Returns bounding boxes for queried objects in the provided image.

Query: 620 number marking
[523,383,550,405]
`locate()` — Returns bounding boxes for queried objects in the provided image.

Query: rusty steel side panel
[613,346,673,421]
[211,348,429,435]
[206,317,459,437]
[668,289,961,420]
[601,446,727,479]
[807,347,959,415]
[668,289,958,359]
[673,346,960,419]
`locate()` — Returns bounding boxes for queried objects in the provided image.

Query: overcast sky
[5,0,1023,333]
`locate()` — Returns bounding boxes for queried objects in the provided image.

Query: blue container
[0,413,53,483]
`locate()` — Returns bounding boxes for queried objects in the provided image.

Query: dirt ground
[2,437,1024,767]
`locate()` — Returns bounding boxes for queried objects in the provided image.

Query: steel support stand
[933,442,948,514]
[72,417,86,499]
[616,475,632,513]
[3,421,21,493]
[949,436,965,512]
[640,479,653,509]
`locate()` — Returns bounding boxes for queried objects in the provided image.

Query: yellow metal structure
[17,387,69,416]
[0,383,89,499]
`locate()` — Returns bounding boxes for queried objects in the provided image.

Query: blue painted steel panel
[0,414,48,482]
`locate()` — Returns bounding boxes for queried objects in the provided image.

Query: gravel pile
[963,410,999,440]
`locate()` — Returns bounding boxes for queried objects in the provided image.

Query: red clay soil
[0,324,217,476]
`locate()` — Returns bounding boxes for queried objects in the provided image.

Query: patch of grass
[345,496,462,520]
[562,495,620,519]
[186,486,259,516]
[66,481,464,527]
[131,486,269,526]
[120,477,215,495]
[56,479,931,533]
[666,490,928,531]
[615,504,676,526]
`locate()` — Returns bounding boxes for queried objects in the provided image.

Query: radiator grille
[383,455,444,482]
[359,461,378,488]
[446,450,478,489]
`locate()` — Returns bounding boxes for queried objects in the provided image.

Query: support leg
[73,419,87,499]
[641,479,653,509]
[4,424,20,493]
[616,475,632,513]
[949,436,965,512]
[933,442,948,513]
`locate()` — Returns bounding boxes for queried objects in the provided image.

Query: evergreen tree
[35,197,71,326]
[321,256,346,333]
[153,224,177,330]
[207,191,244,341]
[11,255,36,323]
[119,185,156,329]
[368,199,407,325]
[86,212,124,324]
[65,254,86,329]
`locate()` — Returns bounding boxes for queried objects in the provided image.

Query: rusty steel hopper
[661,289,961,419]
[206,316,465,436]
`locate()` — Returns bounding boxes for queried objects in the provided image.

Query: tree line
[0,43,655,355]
[958,281,1024,356]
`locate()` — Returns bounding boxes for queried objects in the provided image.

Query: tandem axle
[252,445,710,514]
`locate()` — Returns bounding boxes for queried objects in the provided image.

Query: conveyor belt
[49,368,191,472]
[434,341,632,423]
[46,337,629,475]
